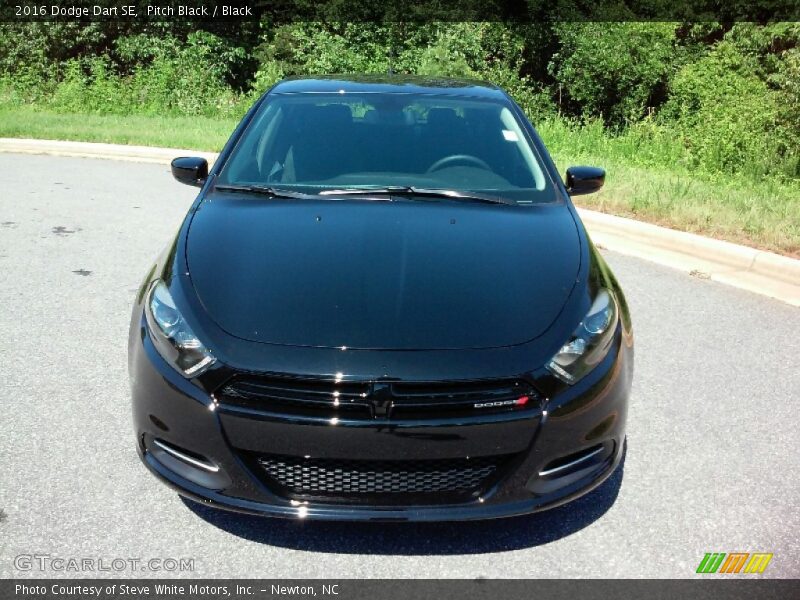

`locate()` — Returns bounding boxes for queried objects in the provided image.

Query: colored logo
[696,552,773,574]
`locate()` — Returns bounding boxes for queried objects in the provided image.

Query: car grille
[256,454,513,503]
[389,379,538,419]
[216,376,540,420]
[216,376,372,419]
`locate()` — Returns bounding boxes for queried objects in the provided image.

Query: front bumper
[130,318,632,522]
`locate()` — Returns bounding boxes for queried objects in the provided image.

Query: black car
[129,75,633,521]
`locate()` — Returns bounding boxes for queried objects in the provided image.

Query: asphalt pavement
[0,154,798,578]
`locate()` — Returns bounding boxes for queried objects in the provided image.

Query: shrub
[770,47,800,176]
[46,32,247,118]
[416,34,476,78]
[549,22,678,126]
[0,20,797,185]
[662,41,784,177]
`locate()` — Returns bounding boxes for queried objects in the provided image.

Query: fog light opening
[147,437,231,490]
[153,439,219,473]
[539,444,606,477]
[526,441,615,495]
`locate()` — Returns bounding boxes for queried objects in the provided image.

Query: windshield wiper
[319,186,513,205]
[214,184,320,200]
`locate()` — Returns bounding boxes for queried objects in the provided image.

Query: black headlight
[145,280,216,377]
[546,288,618,384]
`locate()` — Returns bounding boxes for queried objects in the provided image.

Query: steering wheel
[426,154,492,173]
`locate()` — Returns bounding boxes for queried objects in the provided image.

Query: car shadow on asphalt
[181,452,625,555]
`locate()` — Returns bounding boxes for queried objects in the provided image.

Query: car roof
[268,75,509,99]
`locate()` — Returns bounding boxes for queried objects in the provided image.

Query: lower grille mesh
[257,454,509,499]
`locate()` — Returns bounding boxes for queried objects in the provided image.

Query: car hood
[186,196,580,350]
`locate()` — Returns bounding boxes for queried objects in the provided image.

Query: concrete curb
[577,209,800,286]
[2,137,798,306]
[0,137,218,167]
[577,209,799,307]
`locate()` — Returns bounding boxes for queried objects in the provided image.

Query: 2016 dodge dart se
[129,76,634,521]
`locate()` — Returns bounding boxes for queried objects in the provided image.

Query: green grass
[1,107,798,257]
[552,156,800,258]
[0,106,235,150]
[539,118,800,258]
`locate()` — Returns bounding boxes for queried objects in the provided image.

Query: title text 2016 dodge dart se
[128,76,634,521]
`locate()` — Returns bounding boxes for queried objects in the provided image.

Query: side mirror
[565,166,605,196]
[171,157,208,187]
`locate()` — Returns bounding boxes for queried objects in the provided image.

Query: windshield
[218,92,556,204]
